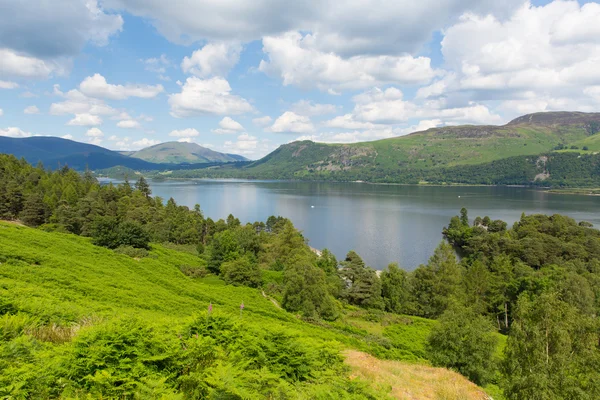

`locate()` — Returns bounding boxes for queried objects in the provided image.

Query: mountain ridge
[129,141,249,164]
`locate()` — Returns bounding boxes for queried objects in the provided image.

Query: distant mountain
[0,137,248,171]
[164,111,600,187]
[129,141,249,163]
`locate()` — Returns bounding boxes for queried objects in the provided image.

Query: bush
[114,246,149,258]
[91,217,150,250]
[220,255,261,288]
[426,306,498,385]
[179,265,208,278]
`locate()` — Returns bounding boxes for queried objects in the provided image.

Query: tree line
[2,153,600,398]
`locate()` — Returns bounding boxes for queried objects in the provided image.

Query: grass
[343,350,489,400]
[0,222,502,397]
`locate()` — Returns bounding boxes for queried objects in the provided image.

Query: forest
[152,151,600,188]
[2,153,600,399]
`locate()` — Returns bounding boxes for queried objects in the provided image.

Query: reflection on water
[146,180,600,271]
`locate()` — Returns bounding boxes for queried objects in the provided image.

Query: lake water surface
[148,180,600,270]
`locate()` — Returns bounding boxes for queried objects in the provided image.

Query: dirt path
[261,290,282,310]
[343,350,490,400]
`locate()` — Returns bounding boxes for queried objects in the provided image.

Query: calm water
[146,180,600,270]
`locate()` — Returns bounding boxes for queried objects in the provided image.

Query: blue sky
[1,0,599,159]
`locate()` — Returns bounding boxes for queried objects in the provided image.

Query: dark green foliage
[91,217,150,249]
[282,261,339,320]
[410,242,463,318]
[340,251,384,309]
[221,255,262,288]
[427,306,498,385]
[380,263,411,314]
[502,292,600,399]
[20,193,47,227]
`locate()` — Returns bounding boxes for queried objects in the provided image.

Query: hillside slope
[0,223,489,399]
[166,111,600,185]
[130,141,248,163]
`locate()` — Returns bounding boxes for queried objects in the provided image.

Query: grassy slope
[0,222,498,398]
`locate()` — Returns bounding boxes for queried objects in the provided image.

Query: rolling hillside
[128,141,249,163]
[0,222,492,399]
[164,111,600,186]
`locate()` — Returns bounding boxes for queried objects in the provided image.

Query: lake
[146,180,600,270]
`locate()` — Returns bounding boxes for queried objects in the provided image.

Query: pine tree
[20,193,47,227]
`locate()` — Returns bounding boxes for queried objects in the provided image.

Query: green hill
[129,141,248,164]
[0,222,489,399]
[163,112,600,185]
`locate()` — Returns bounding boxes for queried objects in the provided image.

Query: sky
[1,0,600,160]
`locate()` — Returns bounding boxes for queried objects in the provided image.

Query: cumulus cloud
[212,116,244,134]
[132,138,160,148]
[223,133,259,156]
[169,128,200,138]
[85,127,104,145]
[0,80,18,89]
[291,100,339,116]
[0,127,32,138]
[67,113,102,126]
[0,0,122,59]
[103,0,517,56]
[116,119,141,129]
[23,105,39,114]
[271,111,315,133]
[61,134,73,140]
[0,48,60,79]
[252,116,273,127]
[50,86,117,116]
[182,42,242,77]
[259,31,437,92]
[80,74,164,100]
[142,54,170,73]
[436,1,600,115]
[169,77,253,117]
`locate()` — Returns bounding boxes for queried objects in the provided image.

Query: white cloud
[143,54,170,73]
[259,31,437,92]
[103,0,517,56]
[80,73,164,100]
[182,42,242,77]
[61,134,73,140]
[0,127,32,138]
[132,138,160,148]
[50,86,117,116]
[0,48,58,79]
[271,111,315,133]
[291,100,339,116]
[324,114,381,130]
[67,113,102,126]
[169,77,253,117]
[253,116,273,127]
[0,109,3,116]
[23,105,39,114]
[0,80,18,89]
[0,0,122,59]
[117,119,141,129]
[85,127,104,138]
[223,133,259,156]
[435,1,600,115]
[213,116,244,134]
[169,128,200,138]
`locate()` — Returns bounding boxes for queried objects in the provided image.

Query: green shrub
[220,255,262,288]
[114,245,149,258]
[179,265,208,278]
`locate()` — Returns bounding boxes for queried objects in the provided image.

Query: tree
[135,176,151,198]
[427,305,498,385]
[221,255,261,288]
[340,251,384,309]
[282,260,338,320]
[502,292,600,399]
[207,230,241,274]
[410,242,463,318]
[91,217,150,249]
[380,263,411,314]
[20,193,47,227]
[463,260,491,315]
